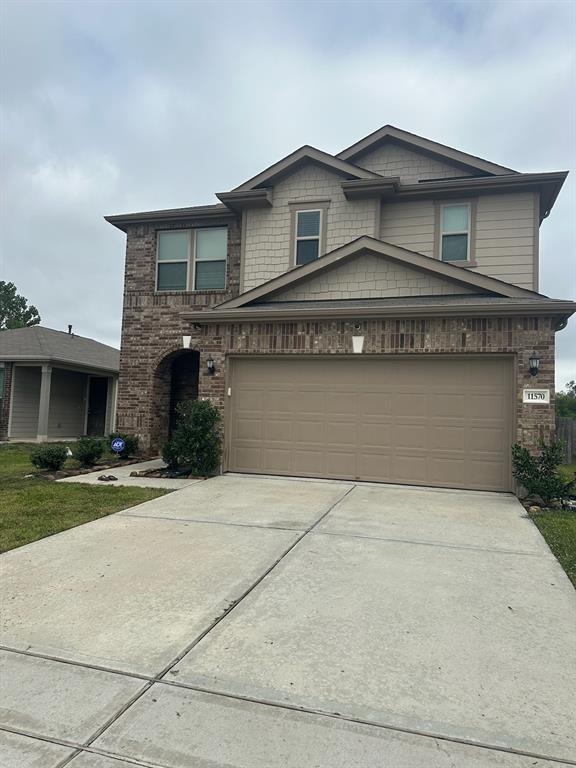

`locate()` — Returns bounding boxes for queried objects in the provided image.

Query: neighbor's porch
[7,363,118,442]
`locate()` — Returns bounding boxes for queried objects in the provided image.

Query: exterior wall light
[206,355,215,375]
[528,352,541,377]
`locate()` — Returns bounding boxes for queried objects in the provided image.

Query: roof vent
[68,324,73,335]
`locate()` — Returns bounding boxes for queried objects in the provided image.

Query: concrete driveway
[1,475,575,767]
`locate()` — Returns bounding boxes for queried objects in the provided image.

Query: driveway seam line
[154,484,357,680]
[0,644,151,681]
[3,645,573,766]
[311,529,545,556]
[118,512,305,532]
[0,725,164,768]
[40,485,358,759]
[2,699,575,768]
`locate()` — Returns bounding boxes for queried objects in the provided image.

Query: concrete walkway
[57,458,202,490]
[1,475,575,767]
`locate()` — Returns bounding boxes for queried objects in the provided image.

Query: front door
[86,377,108,436]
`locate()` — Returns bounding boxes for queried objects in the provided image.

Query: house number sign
[522,389,550,404]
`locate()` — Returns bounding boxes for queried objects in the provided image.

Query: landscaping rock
[528,505,541,514]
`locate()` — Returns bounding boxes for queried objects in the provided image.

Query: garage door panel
[265,419,293,442]
[229,357,513,491]
[235,418,262,441]
[325,391,357,414]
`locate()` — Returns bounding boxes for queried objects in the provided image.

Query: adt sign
[111,437,126,455]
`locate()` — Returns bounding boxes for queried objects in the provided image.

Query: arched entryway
[150,349,200,451]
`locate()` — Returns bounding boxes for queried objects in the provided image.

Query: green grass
[559,461,576,483]
[0,443,168,553]
[527,461,576,589]
[531,508,576,588]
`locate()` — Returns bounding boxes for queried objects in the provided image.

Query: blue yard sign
[111,437,125,455]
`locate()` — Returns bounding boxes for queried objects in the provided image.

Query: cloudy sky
[1,0,575,386]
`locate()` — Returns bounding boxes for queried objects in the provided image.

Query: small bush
[75,437,104,467]
[171,399,221,476]
[512,439,574,505]
[108,433,139,459]
[30,444,68,472]
[162,440,180,470]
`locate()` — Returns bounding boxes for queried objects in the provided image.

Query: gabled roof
[230,145,381,192]
[0,326,119,373]
[215,236,539,311]
[337,125,516,176]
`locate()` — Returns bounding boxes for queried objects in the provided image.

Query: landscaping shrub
[108,433,139,459]
[30,444,68,472]
[162,440,180,470]
[74,437,104,467]
[171,399,221,475]
[512,439,574,505]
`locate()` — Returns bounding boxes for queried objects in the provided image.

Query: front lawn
[527,460,576,589]
[531,508,576,588]
[0,443,167,553]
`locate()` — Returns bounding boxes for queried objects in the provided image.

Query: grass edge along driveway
[0,443,168,553]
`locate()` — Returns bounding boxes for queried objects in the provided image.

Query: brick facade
[118,287,556,456]
[0,362,13,440]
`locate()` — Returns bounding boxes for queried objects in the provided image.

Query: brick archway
[150,349,200,451]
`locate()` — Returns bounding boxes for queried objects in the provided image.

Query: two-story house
[106,125,574,493]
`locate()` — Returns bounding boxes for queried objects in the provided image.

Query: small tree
[512,439,574,505]
[171,399,221,475]
[0,281,41,329]
[556,381,576,418]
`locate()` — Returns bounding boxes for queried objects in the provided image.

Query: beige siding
[355,143,471,183]
[10,366,41,438]
[380,193,537,290]
[380,200,436,257]
[48,368,87,438]
[273,253,475,301]
[104,376,117,433]
[242,164,378,291]
[474,193,536,290]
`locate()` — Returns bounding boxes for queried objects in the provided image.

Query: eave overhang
[216,188,273,211]
[181,299,576,324]
[0,355,119,375]
[341,171,568,221]
[104,204,236,232]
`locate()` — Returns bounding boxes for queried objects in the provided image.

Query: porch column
[37,364,52,442]
[109,376,119,432]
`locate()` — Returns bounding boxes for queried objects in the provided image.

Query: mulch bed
[31,457,153,481]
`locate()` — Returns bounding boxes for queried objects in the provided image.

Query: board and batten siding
[48,368,87,438]
[380,192,537,291]
[10,366,41,438]
[242,164,379,292]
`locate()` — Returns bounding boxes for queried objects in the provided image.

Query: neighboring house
[106,125,575,492]
[0,326,119,442]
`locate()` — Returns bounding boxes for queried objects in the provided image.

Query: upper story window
[0,364,4,399]
[295,210,322,265]
[440,204,470,262]
[156,227,227,291]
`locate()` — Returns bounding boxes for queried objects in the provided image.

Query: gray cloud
[1,0,574,387]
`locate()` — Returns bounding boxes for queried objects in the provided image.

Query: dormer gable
[337,125,516,177]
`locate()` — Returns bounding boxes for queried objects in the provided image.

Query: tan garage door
[227,356,514,492]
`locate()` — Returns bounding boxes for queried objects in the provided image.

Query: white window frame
[294,209,323,266]
[192,227,228,291]
[156,228,228,292]
[440,203,471,263]
[156,230,191,292]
